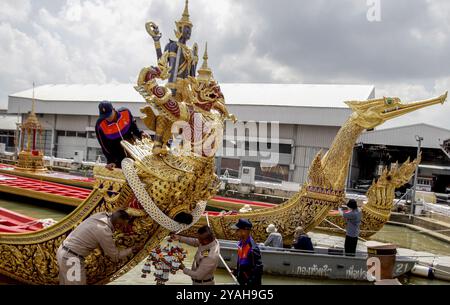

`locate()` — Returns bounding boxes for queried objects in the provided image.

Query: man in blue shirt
[339,199,362,256]
[292,226,314,252]
[231,219,263,285]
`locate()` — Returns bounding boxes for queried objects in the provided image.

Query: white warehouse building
[7,83,378,184]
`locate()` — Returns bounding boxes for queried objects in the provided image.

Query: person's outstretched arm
[178,236,200,247]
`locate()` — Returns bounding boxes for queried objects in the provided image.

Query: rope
[411,255,450,258]
[393,189,412,206]
[205,213,239,285]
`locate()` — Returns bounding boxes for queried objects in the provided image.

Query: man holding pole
[339,199,362,256]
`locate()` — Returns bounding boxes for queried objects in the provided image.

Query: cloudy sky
[1,0,450,129]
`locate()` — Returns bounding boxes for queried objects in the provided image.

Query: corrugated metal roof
[9,83,375,109]
[358,123,450,149]
[10,84,143,103]
[216,83,375,108]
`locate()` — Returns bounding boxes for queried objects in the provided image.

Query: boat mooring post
[366,242,401,285]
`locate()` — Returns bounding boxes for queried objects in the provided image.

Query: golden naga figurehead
[189,43,237,122]
[345,91,448,129]
[189,43,223,106]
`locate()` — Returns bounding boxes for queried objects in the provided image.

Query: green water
[372,224,450,256]
[0,195,70,221]
[1,195,449,285]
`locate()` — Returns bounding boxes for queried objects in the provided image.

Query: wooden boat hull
[1,2,444,284]
[0,151,218,285]
[0,185,170,285]
[218,240,416,281]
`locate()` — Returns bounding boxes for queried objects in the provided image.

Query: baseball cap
[98,101,114,120]
[231,218,253,230]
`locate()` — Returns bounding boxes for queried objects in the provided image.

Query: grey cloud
[237,0,449,84]
[1,0,450,130]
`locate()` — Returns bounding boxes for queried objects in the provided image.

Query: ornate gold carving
[182,94,446,243]
[0,1,447,284]
[320,156,421,238]
[16,84,47,172]
[135,40,235,156]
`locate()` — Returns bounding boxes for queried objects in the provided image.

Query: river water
[1,194,449,285]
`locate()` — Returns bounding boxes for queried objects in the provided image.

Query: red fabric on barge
[0,208,43,233]
[0,173,91,200]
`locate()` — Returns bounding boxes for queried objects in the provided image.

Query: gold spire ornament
[174,0,193,39]
[16,83,47,171]
[197,42,213,82]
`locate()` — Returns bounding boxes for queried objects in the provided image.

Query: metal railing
[393,188,412,207]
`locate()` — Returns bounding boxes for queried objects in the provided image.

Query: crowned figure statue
[135,0,235,156]
[147,0,198,96]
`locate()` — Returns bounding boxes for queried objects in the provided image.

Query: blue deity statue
[146,0,198,93]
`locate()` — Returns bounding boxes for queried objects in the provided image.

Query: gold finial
[22,82,42,130]
[201,42,208,68]
[197,42,213,82]
[182,0,190,22]
[174,0,193,38]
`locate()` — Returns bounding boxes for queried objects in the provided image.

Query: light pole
[411,135,423,216]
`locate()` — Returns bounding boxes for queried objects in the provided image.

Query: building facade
[351,124,450,193]
[7,83,376,185]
